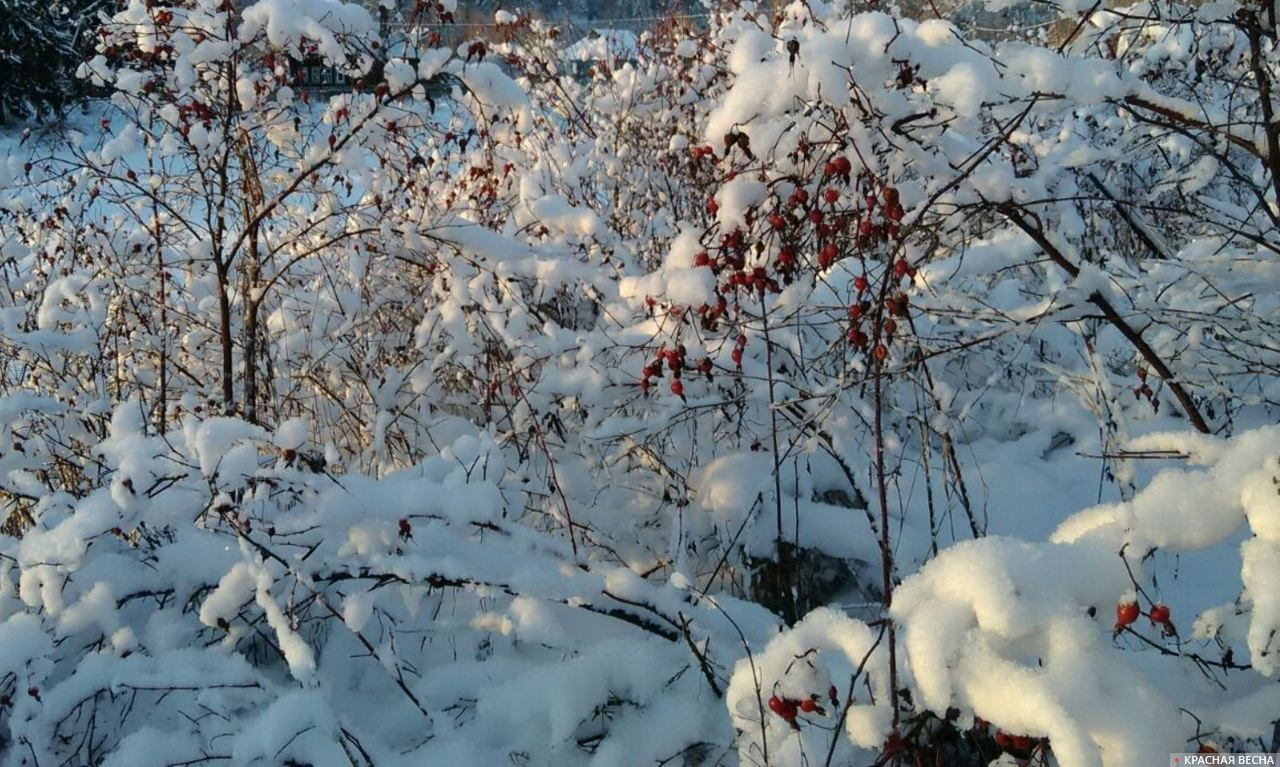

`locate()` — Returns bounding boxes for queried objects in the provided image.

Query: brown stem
[760,291,797,625]
[872,359,901,729]
[869,264,901,730]
[215,261,234,413]
[235,129,266,424]
[1123,96,1263,160]
[998,204,1210,434]
[1244,16,1280,209]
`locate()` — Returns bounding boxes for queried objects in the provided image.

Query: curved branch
[998,203,1211,434]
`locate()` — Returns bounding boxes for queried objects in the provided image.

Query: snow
[199,562,257,629]
[562,29,639,63]
[2,1,1279,764]
[255,567,318,682]
[930,62,990,118]
[239,0,375,64]
[416,48,451,81]
[273,416,311,450]
[714,176,768,230]
[384,58,416,92]
[727,608,887,764]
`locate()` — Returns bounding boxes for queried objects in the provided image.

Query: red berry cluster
[648,150,921,399]
[974,718,1045,756]
[731,333,747,367]
[1114,599,1174,636]
[1132,367,1159,414]
[767,687,837,731]
[992,730,1039,753]
[822,155,854,180]
[847,277,912,364]
[706,226,786,298]
[174,101,215,139]
[639,345,714,398]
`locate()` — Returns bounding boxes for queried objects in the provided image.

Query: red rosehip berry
[819,242,837,269]
[1149,603,1171,624]
[768,695,799,726]
[883,733,906,755]
[1115,600,1140,628]
[824,188,839,204]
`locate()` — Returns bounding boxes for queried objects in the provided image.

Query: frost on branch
[2,0,1280,763]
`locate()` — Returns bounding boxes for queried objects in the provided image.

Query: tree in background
[0,0,111,125]
[1,1,1279,765]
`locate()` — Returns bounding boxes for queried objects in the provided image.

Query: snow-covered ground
[1,1,1278,765]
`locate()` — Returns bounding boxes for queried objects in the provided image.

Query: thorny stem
[872,355,900,733]
[760,290,797,624]
[867,260,902,736]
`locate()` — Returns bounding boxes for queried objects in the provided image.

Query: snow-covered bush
[1,0,1278,764]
